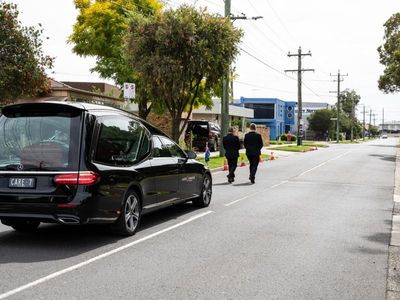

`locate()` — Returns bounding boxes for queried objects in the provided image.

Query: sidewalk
[387,147,400,299]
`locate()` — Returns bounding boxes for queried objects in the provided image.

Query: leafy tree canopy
[69,0,162,118]
[339,89,361,116]
[307,109,334,139]
[126,5,243,141]
[378,12,400,93]
[0,2,53,103]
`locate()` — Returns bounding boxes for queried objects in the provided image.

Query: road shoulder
[387,146,400,299]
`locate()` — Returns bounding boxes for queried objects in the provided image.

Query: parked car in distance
[0,102,212,236]
[381,133,388,139]
[186,120,221,151]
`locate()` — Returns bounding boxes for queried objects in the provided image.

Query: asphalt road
[0,138,396,300]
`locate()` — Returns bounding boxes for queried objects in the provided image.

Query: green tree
[369,125,379,137]
[69,0,162,118]
[340,89,360,116]
[307,109,335,139]
[378,13,400,93]
[339,89,361,140]
[0,2,53,103]
[126,5,243,141]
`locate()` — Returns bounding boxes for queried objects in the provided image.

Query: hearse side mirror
[186,150,197,159]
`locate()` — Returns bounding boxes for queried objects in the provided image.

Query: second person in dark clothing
[222,127,241,183]
[244,123,263,184]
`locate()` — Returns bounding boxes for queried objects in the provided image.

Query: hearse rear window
[0,112,81,171]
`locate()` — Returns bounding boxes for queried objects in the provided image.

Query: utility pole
[351,100,355,142]
[382,107,385,134]
[220,2,262,157]
[330,70,348,143]
[285,47,314,146]
[363,104,365,141]
[220,0,231,157]
[369,109,372,138]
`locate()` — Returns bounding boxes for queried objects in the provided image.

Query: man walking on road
[244,123,263,184]
[223,127,241,183]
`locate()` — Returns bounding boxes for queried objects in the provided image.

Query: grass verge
[272,145,315,152]
[197,153,269,169]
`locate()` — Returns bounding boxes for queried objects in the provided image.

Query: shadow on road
[213,182,231,186]
[365,232,391,245]
[369,154,396,162]
[368,144,399,148]
[232,182,253,186]
[0,203,198,264]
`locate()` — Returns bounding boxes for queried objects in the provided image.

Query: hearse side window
[95,117,146,166]
[152,136,171,157]
[159,136,186,159]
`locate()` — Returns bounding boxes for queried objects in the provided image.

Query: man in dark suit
[223,127,241,183]
[244,123,263,184]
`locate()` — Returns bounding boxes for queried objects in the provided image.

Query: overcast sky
[10,0,400,123]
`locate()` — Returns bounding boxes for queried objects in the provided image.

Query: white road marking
[299,162,327,176]
[224,193,257,206]
[270,180,289,189]
[299,150,352,177]
[0,210,214,300]
[224,180,289,207]
[224,150,352,206]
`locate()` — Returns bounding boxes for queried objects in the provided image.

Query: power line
[264,0,298,48]
[246,22,287,55]
[239,46,296,80]
[234,80,334,98]
[247,0,293,51]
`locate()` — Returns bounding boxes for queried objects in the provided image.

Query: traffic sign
[123,82,135,99]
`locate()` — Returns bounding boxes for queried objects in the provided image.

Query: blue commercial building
[238,97,297,140]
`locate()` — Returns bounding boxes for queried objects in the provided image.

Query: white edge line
[0,210,214,300]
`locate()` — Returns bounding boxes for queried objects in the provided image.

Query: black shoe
[250,178,255,184]
[228,178,233,183]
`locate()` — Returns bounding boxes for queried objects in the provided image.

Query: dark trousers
[227,157,238,179]
[247,155,259,180]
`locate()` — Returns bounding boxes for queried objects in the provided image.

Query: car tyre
[1,220,40,232]
[210,138,218,152]
[112,191,141,236]
[193,174,212,207]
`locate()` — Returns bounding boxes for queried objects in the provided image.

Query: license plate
[9,178,36,189]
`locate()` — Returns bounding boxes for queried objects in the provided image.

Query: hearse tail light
[54,172,100,185]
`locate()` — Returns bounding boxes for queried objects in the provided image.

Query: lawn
[270,140,329,148]
[302,142,329,148]
[272,145,315,152]
[197,153,270,169]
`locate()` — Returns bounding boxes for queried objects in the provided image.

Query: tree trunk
[171,115,181,143]
[138,100,151,120]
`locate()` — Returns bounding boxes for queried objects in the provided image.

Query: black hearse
[0,102,212,236]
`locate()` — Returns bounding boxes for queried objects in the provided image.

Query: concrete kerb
[387,147,400,299]
[201,146,307,172]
